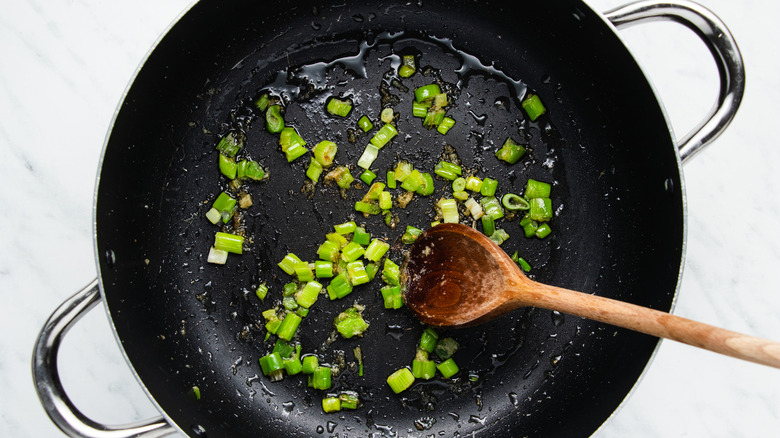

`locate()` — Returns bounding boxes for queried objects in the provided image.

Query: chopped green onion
[379,191,393,210]
[325,166,354,189]
[394,161,413,182]
[254,93,270,112]
[380,108,394,124]
[334,221,357,234]
[511,251,532,271]
[313,141,338,167]
[370,124,398,149]
[522,93,547,121]
[357,144,380,169]
[277,312,302,341]
[465,176,482,192]
[285,143,307,162]
[436,117,455,135]
[412,102,429,118]
[240,160,266,181]
[302,355,319,374]
[438,198,459,224]
[437,358,459,378]
[387,368,415,394]
[452,190,469,201]
[419,327,439,353]
[266,105,285,133]
[306,157,323,182]
[381,285,403,309]
[283,282,298,296]
[502,193,530,210]
[399,54,416,78]
[353,347,364,377]
[259,352,285,381]
[452,177,467,192]
[216,132,242,157]
[317,240,341,262]
[334,306,369,338]
[401,225,422,244]
[311,366,332,390]
[365,262,379,281]
[327,271,353,299]
[496,137,526,164]
[295,281,322,308]
[386,170,397,189]
[415,172,435,196]
[282,295,298,311]
[464,198,484,219]
[352,227,371,245]
[322,397,341,413]
[283,347,303,375]
[535,222,552,239]
[339,390,360,409]
[255,283,269,300]
[525,178,552,199]
[423,108,446,129]
[219,154,237,179]
[358,115,374,132]
[273,339,295,358]
[529,197,553,221]
[480,177,498,197]
[205,208,221,225]
[412,351,437,379]
[214,232,243,254]
[326,97,353,117]
[278,253,303,275]
[212,192,236,223]
[206,247,228,264]
[341,241,365,263]
[480,196,505,220]
[346,260,370,285]
[434,337,459,360]
[382,258,401,285]
[355,201,381,215]
[360,169,377,185]
[401,169,425,192]
[434,93,448,108]
[434,161,462,181]
[481,215,495,236]
[415,84,441,103]
[489,228,510,245]
[294,262,314,282]
[520,213,539,238]
[364,239,390,262]
[279,127,306,151]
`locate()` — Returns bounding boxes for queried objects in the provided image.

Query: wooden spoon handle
[522,282,780,368]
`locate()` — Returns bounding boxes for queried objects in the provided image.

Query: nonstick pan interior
[96,1,684,436]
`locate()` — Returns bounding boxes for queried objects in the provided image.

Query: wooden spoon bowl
[402,223,780,368]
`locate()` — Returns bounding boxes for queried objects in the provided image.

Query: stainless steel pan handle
[604,0,745,163]
[32,279,177,438]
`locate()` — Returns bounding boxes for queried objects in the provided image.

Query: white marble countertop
[2,0,778,436]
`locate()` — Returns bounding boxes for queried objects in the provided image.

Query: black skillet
[33,0,743,437]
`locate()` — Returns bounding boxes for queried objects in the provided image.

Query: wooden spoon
[401,223,780,368]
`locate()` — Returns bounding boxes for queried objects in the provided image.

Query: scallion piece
[278,253,303,275]
[452,177,467,192]
[502,193,530,210]
[322,397,341,413]
[529,197,553,221]
[295,280,322,308]
[219,154,237,179]
[412,102,429,118]
[465,176,482,192]
[370,123,398,149]
[340,241,365,263]
[339,391,360,409]
[206,247,228,265]
[438,198,459,224]
[283,282,298,297]
[216,132,242,157]
[480,196,505,220]
[302,355,319,374]
[453,190,468,201]
[423,108,446,129]
[414,84,441,103]
[277,312,302,341]
[434,161,462,181]
[380,108,394,124]
[364,239,390,262]
[212,192,236,223]
[412,358,437,380]
[327,271,353,299]
[313,141,338,167]
[325,165,354,189]
[266,104,285,133]
[365,262,379,281]
[481,215,495,237]
[436,116,455,135]
[357,144,380,169]
[283,345,303,375]
[489,228,510,245]
[464,198,484,219]
[382,258,401,285]
[358,115,374,132]
[386,170,397,189]
[525,178,552,199]
[401,225,422,244]
[285,143,307,162]
[317,240,341,262]
[256,283,269,300]
[259,352,285,381]
[381,285,403,309]
[333,221,356,235]
[415,172,434,196]
[399,54,416,78]
[205,207,221,225]
[522,93,547,121]
[294,262,314,282]
[379,191,393,210]
[326,97,353,117]
[214,232,243,254]
[334,306,369,339]
[360,169,377,185]
[511,252,533,272]
[480,177,498,197]
[355,201,381,215]
[401,169,425,192]
[273,339,296,358]
[437,358,459,378]
[520,213,539,238]
[352,227,371,245]
[394,161,413,182]
[419,327,439,353]
[282,295,298,311]
[387,368,415,394]
[306,157,323,183]
[254,93,270,112]
[496,137,526,164]
[346,260,370,286]
[311,366,332,390]
[242,160,266,181]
